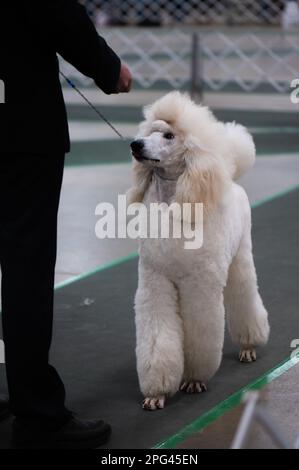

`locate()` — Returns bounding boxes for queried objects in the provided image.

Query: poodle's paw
[239,348,256,363]
[142,395,165,411]
[180,381,207,394]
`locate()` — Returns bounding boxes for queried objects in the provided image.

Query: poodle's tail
[224,122,256,180]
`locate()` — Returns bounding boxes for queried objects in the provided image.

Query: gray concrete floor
[56,162,137,285]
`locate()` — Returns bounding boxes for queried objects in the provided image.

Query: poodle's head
[128,91,255,210]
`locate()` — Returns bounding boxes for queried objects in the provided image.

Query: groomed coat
[128,92,270,410]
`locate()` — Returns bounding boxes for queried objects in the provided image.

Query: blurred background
[63,0,299,96]
[1,1,298,450]
[57,0,299,284]
[55,3,299,449]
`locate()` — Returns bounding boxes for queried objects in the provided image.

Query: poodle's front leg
[179,280,225,392]
[135,264,184,410]
[224,231,270,362]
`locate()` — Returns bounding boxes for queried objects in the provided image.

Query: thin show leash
[60,71,124,140]
[60,72,178,180]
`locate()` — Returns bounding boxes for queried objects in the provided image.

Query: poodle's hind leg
[224,231,270,362]
[179,279,225,393]
[135,265,184,410]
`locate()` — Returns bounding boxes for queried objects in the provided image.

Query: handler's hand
[116,63,132,93]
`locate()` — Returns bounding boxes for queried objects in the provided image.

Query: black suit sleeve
[23,0,121,94]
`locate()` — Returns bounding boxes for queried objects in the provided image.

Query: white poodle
[128,92,270,411]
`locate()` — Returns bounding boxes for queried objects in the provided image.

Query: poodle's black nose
[130,140,144,152]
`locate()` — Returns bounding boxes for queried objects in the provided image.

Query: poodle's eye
[164,132,175,140]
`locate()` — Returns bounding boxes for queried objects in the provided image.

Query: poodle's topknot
[143,91,216,138]
[139,91,255,181]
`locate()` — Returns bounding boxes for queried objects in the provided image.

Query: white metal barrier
[60,29,299,94]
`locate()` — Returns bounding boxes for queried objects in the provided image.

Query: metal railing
[60,29,299,94]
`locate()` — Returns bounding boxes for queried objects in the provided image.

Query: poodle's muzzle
[130,140,160,163]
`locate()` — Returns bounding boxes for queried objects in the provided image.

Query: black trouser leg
[0,152,71,429]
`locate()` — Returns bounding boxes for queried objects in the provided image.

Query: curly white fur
[129,92,270,410]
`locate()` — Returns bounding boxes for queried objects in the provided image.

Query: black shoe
[0,397,11,422]
[12,417,111,449]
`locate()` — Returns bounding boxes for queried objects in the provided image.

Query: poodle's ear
[174,137,228,213]
[223,122,256,180]
[126,160,153,205]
